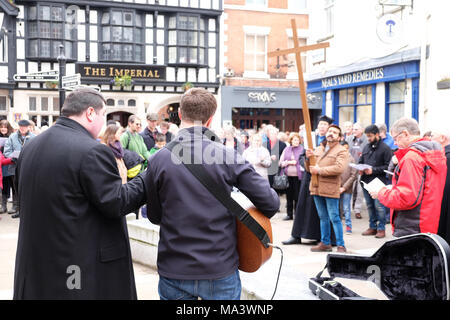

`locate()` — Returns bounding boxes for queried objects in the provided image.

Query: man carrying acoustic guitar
[143,88,280,300]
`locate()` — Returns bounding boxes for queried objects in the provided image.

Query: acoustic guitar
[232,191,273,273]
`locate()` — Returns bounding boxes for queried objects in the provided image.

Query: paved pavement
[0,195,393,300]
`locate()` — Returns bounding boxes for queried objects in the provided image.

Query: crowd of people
[7,86,450,300]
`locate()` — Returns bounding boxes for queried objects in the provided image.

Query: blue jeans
[158,270,241,300]
[340,193,352,229]
[313,196,345,247]
[362,188,386,231]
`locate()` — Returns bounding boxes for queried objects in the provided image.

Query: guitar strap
[166,139,271,249]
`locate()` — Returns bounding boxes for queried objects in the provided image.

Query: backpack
[123,148,145,178]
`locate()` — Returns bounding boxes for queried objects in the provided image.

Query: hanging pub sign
[75,63,166,81]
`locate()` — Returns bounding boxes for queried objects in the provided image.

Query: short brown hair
[61,87,106,117]
[128,114,140,124]
[328,124,342,137]
[180,88,217,124]
[159,121,170,129]
[288,133,302,145]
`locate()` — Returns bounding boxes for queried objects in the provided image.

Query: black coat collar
[55,117,95,140]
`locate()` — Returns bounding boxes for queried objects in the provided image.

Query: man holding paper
[370,118,446,238]
[358,125,392,239]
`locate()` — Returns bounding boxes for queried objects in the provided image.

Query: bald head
[431,126,450,148]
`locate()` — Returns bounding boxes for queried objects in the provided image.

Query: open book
[361,178,388,194]
[349,163,372,171]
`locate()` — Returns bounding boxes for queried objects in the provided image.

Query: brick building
[220,0,322,132]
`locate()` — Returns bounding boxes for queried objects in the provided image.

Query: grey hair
[432,125,450,141]
[390,117,420,136]
[377,123,387,134]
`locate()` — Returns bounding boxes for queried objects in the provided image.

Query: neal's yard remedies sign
[321,68,384,88]
[76,63,166,80]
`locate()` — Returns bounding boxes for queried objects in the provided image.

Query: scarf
[109,140,124,159]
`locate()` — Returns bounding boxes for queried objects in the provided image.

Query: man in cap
[4,119,36,218]
[316,115,334,147]
[141,112,159,152]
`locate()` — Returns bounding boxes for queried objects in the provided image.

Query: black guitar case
[309,233,450,300]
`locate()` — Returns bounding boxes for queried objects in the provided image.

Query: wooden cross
[268,19,329,187]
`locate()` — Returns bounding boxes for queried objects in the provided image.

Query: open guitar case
[309,233,450,300]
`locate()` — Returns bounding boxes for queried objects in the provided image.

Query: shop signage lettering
[248,91,277,104]
[321,68,384,88]
[76,63,166,80]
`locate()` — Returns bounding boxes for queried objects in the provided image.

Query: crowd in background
[2,111,450,254]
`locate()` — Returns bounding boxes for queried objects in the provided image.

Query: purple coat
[281,145,304,180]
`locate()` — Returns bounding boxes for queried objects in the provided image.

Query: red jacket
[0,152,12,189]
[378,138,447,237]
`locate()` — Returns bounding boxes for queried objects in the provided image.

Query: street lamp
[57,44,66,114]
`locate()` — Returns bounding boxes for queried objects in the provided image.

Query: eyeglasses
[392,131,404,141]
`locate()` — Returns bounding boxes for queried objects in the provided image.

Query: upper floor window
[100,10,145,63]
[168,15,207,65]
[287,37,307,74]
[244,34,266,73]
[289,0,307,10]
[324,0,335,35]
[27,4,77,60]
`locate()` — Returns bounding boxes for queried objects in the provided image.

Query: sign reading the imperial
[321,68,384,89]
[76,63,166,80]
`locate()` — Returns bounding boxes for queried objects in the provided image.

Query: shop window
[244,34,266,73]
[100,10,144,63]
[53,97,59,112]
[0,97,6,111]
[41,97,49,112]
[29,97,37,112]
[337,85,372,129]
[168,15,207,65]
[387,81,406,130]
[27,4,77,60]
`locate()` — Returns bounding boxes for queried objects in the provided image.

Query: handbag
[166,139,273,273]
[272,168,289,191]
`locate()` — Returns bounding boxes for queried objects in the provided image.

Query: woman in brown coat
[101,124,128,184]
[305,125,349,252]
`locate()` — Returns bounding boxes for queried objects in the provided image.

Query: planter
[112,85,121,91]
[123,85,132,91]
[437,80,450,90]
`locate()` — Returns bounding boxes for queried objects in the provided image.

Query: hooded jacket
[378,138,447,237]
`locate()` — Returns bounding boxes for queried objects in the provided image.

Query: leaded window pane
[189,48,197,63]
[169,17,176,29]
[179,16,188,29]
[102,12,110,25]
[65,23,75,40]
[112,44,121,60]
[112,27,122,42]
[111,11,122,25]
[169,31,177,45]
[40,22,50,38]
[52,23,63,39]
[135,45,143,62]
[103,26,111,42]
[136,14,143,27]
[29,7,37,20]
[179,47,187,63]
[169,47,177,63]
[65,41,73,59]
[102,44,111,60]
[124,12,133,26]
[123,27,133,42]
[29,22,38,37]
[199,48,205,64]
[135,28,142,42]
[41,40,51,57]
[51,7,63,21]
[39,6,50,20]
[52,41,62,58]
[199,32,205,46]
[29,40,38,56]
[123,45,133,61]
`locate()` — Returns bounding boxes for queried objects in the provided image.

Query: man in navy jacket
[144,88,280,300]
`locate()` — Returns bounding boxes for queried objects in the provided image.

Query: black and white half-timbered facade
[0,0,222,127]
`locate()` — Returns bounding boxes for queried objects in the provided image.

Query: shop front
[221,86,323,132]
[307,48,421,130]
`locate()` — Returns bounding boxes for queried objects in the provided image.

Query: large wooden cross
[268,19,329,187]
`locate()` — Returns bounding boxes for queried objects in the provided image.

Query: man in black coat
[432,128,450,244]
[264,125,287,187]
[13,88,146,300]
[141,112,159,151]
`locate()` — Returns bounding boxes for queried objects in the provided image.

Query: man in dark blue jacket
[144,88,280,300]
[359,124,392,239]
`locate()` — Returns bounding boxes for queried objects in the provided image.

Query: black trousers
[286,177,301,217]
[2,175,15,199]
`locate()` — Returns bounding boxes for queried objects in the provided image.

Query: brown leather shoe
[375,230,386,238]
[337,246,347,253]
[311,242,332,252]
[355,212,362,219]
[362,228,377,236]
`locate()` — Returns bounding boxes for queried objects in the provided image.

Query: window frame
[99,9,145,63]
[336,85,375,128]
[167,13,208,67]
[243,33,268,78]
[385,81,406,131]
[26,3,77,61]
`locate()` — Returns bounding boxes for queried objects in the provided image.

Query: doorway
[107,111,133,128]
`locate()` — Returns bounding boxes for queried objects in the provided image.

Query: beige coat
[116,158,128,184]
[305,143,349,199]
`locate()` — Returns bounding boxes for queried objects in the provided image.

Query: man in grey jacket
[4,120,35,218]
[346,122,368,219]
[144,88,280,300]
